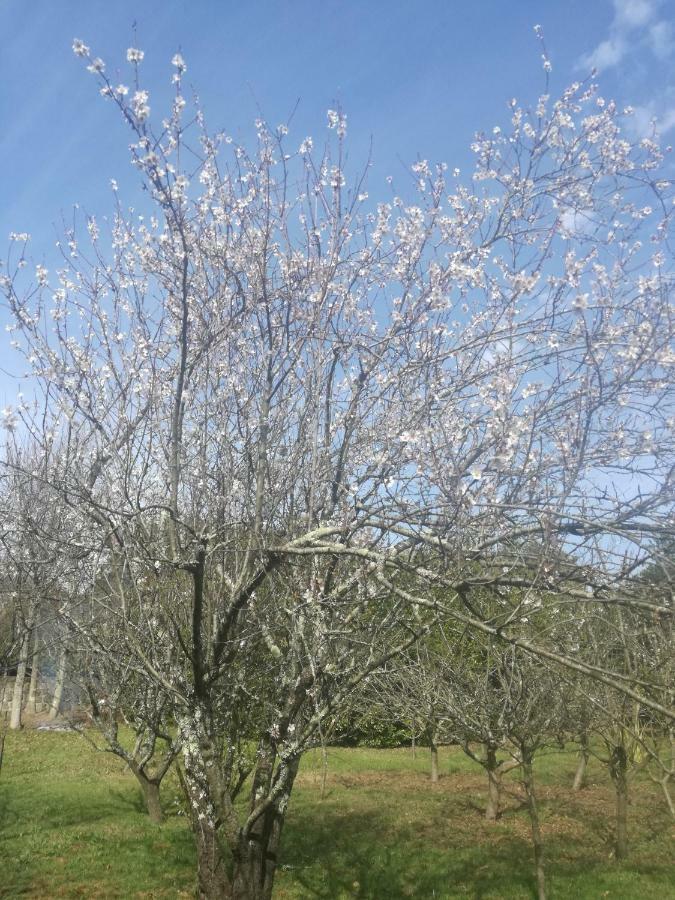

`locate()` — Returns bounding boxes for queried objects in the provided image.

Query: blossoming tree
[1,36,673,898]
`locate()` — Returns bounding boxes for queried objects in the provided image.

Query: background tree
[0,449,75,729]
[580,603,670,860]
[71,636,182,824]
[371,621,526,808]
[633,538,674,815]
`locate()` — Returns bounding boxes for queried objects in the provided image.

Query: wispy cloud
[614,0,655,29]
[628,101,675,137]
[579,0,672,72]
[648,20,674,58]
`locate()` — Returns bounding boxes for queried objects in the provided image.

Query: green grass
[0,731,673,898]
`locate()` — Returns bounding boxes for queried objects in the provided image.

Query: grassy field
[0,728,673,898]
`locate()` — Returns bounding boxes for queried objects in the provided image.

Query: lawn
[0,729,672,898]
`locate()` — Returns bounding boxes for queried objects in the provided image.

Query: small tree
[635,540,675,816]
[582,605,667,860]
[502,654,572,900]
[74,646,181,824]
[371,624,524,806]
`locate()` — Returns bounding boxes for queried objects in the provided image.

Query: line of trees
[359,584,673,898]
[0,39,673,900]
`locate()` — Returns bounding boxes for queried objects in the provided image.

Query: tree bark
[232,813,283,900]
[522,751,547,900]
[143,780,164,825]
[610,743,629,860]
[652,729,674,820]
[180,719,298,900]
[132,768,164,824]
[9,629,30,730]
[0,673,8,713]
[319,743,329,801]
[485,744,501,821]
[237,751,299,900]
[178,760,233,899]
[572,732,589,791]
[431,743,439,784]
[183,779,289,900]
[659,775,674,820]
[49,648,67,719]
[27,627,40,712]
[195,819,232,899]
[430,734,439,784]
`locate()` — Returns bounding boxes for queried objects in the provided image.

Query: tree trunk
[232,815,282,900]
[318,737,329,800]
[659,775,674,820]
[573,732,589,791]
[430,734,439,784]
[191,812,290,900]
[195,819,232,899]
[27,627,40,712]
[143,780,164,825]
[610,744,629,860]
[178,760,233,899]
[133,768,164,824]
[236,752,300,900]
[187,789,286,900]
[485,744,501,821]
[9,629,30,730]
[657,728,674,820]
[180,723,298,900]
[522,751,547,900]
[0,673,8,713]
[49,648,67,719]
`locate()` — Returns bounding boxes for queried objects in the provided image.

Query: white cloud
[560,208,597,237]
[630,104,657,136]
[583,36,627,71]
[614,0,657,29]
[579,0,671,72]
[649,20,674,58]
[627,102,675,137]
[657,106,675,133]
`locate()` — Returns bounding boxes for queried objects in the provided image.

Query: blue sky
[1,0,674,402]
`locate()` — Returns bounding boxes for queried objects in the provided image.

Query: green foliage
[333,711,413,748]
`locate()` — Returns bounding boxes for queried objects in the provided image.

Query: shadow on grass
[0,775,196,898]
[279,782,675,900]
[280,804,537,899]
[1,781,122,833]
[106,783,149,816]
